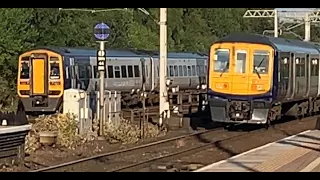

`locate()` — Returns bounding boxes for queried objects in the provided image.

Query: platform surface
[195,130,320,172]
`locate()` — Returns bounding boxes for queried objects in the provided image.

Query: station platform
[195,130,320,172]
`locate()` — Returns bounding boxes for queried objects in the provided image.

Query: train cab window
[183,65,187,76]
[191,65,196,76]
[196,65,200,75]
[121,65,127,78]
[50,61,60,79]
[253,50,269,74]
[213,49,230,72]
[134,65,140,77]
[114,66,121,78]
[20,60,30,79]
[178,65,183,77]
[235,50,247,73]
[128,65,134,78]
[311,59,319,76]
[174,65,178,76]
[108,66,114,78]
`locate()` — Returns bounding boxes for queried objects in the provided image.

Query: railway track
[29,114,320,172]
[29,124,263,172]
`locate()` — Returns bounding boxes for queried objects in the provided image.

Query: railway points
[194,129,320,172]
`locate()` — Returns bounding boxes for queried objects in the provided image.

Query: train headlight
[215,83,228,89]
[252,84,264,91]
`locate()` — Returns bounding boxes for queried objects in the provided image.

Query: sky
[275,8,320,22]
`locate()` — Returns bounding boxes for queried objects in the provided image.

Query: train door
[305,54,311,97]
[30,55,48,96]
[286,53,295,99]
[231,46,249,94]
[75,60,91,91]
[294,53,306,98]
[279,52,290,99]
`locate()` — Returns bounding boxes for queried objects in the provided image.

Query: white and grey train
[54,48,209,106]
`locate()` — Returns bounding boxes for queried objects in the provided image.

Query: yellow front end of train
[17,49,64,114]
[209,42,274,95]
[208,42,275,124]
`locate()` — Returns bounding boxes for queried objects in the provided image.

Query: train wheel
[264,118,271,130]
[223,124,234,131]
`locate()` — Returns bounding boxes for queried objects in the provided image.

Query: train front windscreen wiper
[253,57,265,79]
[219,62,229,77]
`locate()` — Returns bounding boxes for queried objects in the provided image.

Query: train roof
[215,33,320,54]
[35,47,149,57]
[27,47,208,59]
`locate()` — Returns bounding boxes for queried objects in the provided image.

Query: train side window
[281,57,289,78]
[20,60,30,79]
[213,49,230,72]
[204,65,207,74]
[253,50,269,74]
[87,65,92,79]
[108,66,114,78]
[157,66,159,77]
[114,66,121,78]
[169,65,174,77]
[128,65,133,78]
[50,61,60,79]
[71,65,76,79]
[187,66,192,76]
[78,65,86,79]
[134,65,140,77]
[300,57,306,77]
[199,65,204,75]
[65,67,69,79]
[235,50,247,73]
[311,58,319,76]
[178,65,183,77]
[121,65,127,78]
[183,65,187,76]
[93,66,99,78]
[145,65,148,77]
[295,58,301,77]
[196,65,200,75]
[192,65,196,76]
[174,65,178,76]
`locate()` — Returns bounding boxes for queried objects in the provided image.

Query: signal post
[94,23,110,137]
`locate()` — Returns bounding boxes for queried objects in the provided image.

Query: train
[207,33,320,128]
[17,47,208,114]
